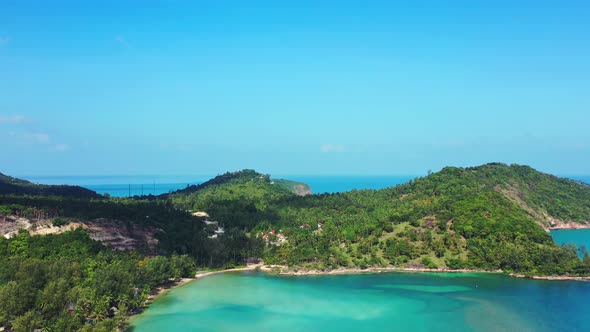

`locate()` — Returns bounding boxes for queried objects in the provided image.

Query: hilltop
[164,169,311,230]
[0,172,100,198]
[164,169,311,198]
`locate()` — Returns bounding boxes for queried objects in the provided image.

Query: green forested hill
[161,163,590,274]
[2,164,589,275]
[1,163,590,331]
[165,169,310,202]
[244,164,585,273]
[165,169,310,229]
[0,172,100,198]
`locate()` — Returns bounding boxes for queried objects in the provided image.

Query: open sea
[20,175,419,197]
[19,175,589,197]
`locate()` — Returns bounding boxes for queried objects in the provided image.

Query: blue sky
[1,1,589,176]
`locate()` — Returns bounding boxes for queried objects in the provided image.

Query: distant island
[1,163,590,331]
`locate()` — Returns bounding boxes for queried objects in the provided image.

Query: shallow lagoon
[131,271,590,332]
[131,219,590,332]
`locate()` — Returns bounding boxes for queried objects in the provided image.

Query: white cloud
[23,132,50,144]
[51,144,70,152]
[0,115,28,124]
[115,35,130,47]
[320,143,346,153]
[1,120,70,152]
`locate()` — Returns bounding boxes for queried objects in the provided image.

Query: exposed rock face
[294,184,312,196]
[547,219,590,230]
[495,185,590,231]
[0,216,33,239]
[85,218,160,253]
[0,215,160,252]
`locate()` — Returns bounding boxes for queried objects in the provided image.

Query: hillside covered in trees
[1,163,590,331]
[164,163,590,274]
[0,229,196,331]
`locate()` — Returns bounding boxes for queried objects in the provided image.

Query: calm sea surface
[131,271,590,332]
[552,228,590,254]
[20,175,419,197]
[19,175,209,197]
[19,175,589,197]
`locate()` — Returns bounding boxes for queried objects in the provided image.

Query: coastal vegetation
[1,163,590,330]
[0,229,195,331]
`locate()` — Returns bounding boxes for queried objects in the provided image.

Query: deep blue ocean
[19,175,590,197]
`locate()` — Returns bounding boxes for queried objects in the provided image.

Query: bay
[131,271,590,332]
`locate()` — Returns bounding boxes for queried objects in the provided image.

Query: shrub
[446,258,466,270]
[52,218,69,227]
[421,257,438,269]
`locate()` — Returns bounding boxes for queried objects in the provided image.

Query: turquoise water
[552,228,590,254]
[131,271,590,332]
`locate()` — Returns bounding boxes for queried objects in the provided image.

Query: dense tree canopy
[0,230,195,331]
[164,163,590,274]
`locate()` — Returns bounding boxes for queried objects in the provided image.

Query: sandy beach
[195,263,265,279]
[145,263,264,303]
[260,265,590,281]
[146,278,196,303]
[258,264,502,276]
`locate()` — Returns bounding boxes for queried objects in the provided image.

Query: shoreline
[547,224,590,231]
[510,273,590,281]
[145,264,265,302]
[131,262,590,320]
[145,277,195,304]
[137,262,590,312]
[188,263,590,282]
[195,263,265,279]
[258,265,502,276]
[131,264,265,319]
